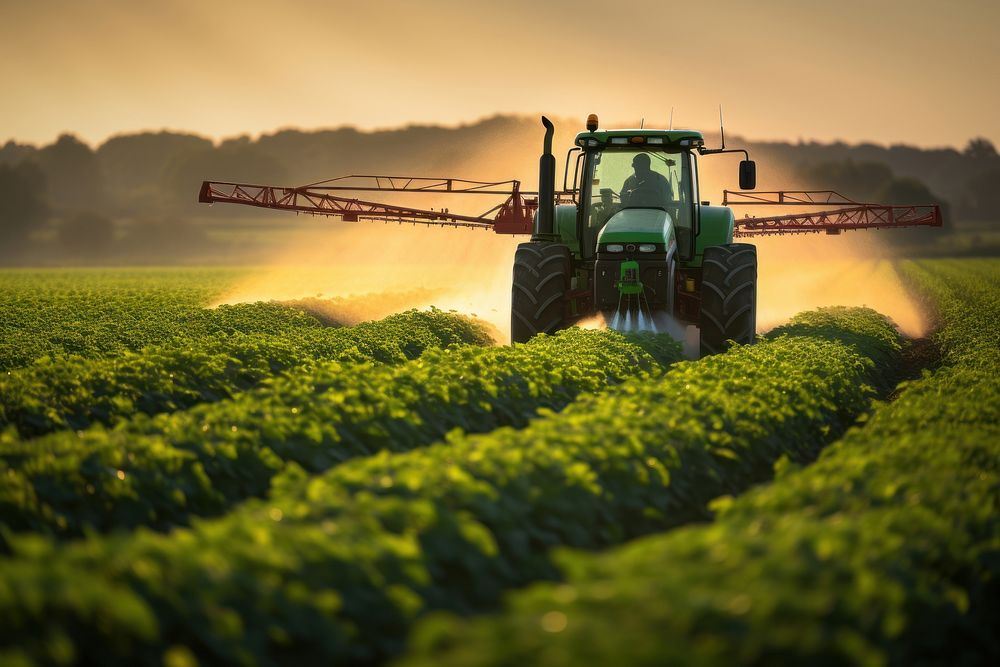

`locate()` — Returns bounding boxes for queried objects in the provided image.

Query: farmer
[621,152,672,208]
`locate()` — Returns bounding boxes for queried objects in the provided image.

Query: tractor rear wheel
[511,241,571,343]
[699,243,757,356]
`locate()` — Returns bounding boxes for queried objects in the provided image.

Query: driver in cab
[621,152,672,208]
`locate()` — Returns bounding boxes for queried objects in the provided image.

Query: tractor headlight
[610,137,628,145]
[606,244,624,253]
[646,137,664,145]
[639,244,657,253]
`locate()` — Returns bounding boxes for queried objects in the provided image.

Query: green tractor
[198,114,941,352]
[513,115,758,356]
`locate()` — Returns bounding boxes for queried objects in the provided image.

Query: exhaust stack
[533,116,556,241]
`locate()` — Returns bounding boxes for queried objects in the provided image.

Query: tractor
[513,115,759,354]
[198,115,942,355]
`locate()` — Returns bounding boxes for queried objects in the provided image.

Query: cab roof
[574,128,705,148]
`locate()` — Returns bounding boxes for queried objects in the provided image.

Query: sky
[2,0,998,149]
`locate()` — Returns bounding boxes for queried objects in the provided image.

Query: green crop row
[0,327,677,541]
[398,259,1000,667]
[0,268,300,370]
[898,258,999,367]
[0,308,900,666]
[0,309,493,439]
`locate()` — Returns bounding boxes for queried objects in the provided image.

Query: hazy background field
[2,115,995,337]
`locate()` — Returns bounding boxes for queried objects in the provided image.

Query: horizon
[3,112,992,153]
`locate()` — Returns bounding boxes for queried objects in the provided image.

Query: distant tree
[804,160,894,202]
[0,140,38,167]
[952,138,1000,222]
[36,134,107,213]
[96,132,213,211]
[875,177,938,205]
[0,161,49,254]
[162,143,289,212]
[56,211,115,259]
[961,165,1000,222]
[963,137,998,161]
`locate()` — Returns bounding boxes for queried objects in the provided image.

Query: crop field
[0,260,998,666]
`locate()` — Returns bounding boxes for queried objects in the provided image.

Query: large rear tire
[699,243,757,356]
[511,242,571,343]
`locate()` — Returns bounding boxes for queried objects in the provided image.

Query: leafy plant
[0,309,492,438]
[399,259,1000,667]
[0,307,898,666]
[0,327,676,539]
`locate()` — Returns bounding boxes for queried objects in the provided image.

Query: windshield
[583,148,694,257]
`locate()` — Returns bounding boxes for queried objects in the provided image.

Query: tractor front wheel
[511,241,571,343]
[699,243,757,356]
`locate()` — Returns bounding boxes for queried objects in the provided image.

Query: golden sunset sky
[2,0,997,148]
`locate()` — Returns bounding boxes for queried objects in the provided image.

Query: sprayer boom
[198,177,538,234]
[723,190,943,236]
[198,179,941,239]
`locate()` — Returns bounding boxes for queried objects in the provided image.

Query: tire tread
[511,243,571,342]
[699,243,757,356]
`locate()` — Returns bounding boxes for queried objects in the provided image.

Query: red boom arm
[198,178,942,238]
[198,176,537,234]
[723,190,943,236]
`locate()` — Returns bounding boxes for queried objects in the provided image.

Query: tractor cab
[570,129,705,263]
[560,128,709,317]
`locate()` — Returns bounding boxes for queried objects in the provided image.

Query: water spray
[609,260,659,334]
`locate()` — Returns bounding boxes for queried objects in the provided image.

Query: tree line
[1,116,996,263]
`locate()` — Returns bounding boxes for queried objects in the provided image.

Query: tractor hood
[596,208,675,246]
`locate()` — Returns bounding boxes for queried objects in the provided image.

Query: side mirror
[739,160,756,190]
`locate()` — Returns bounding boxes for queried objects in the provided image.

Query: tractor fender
[553,204,580,253]
[694,206,735,265]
